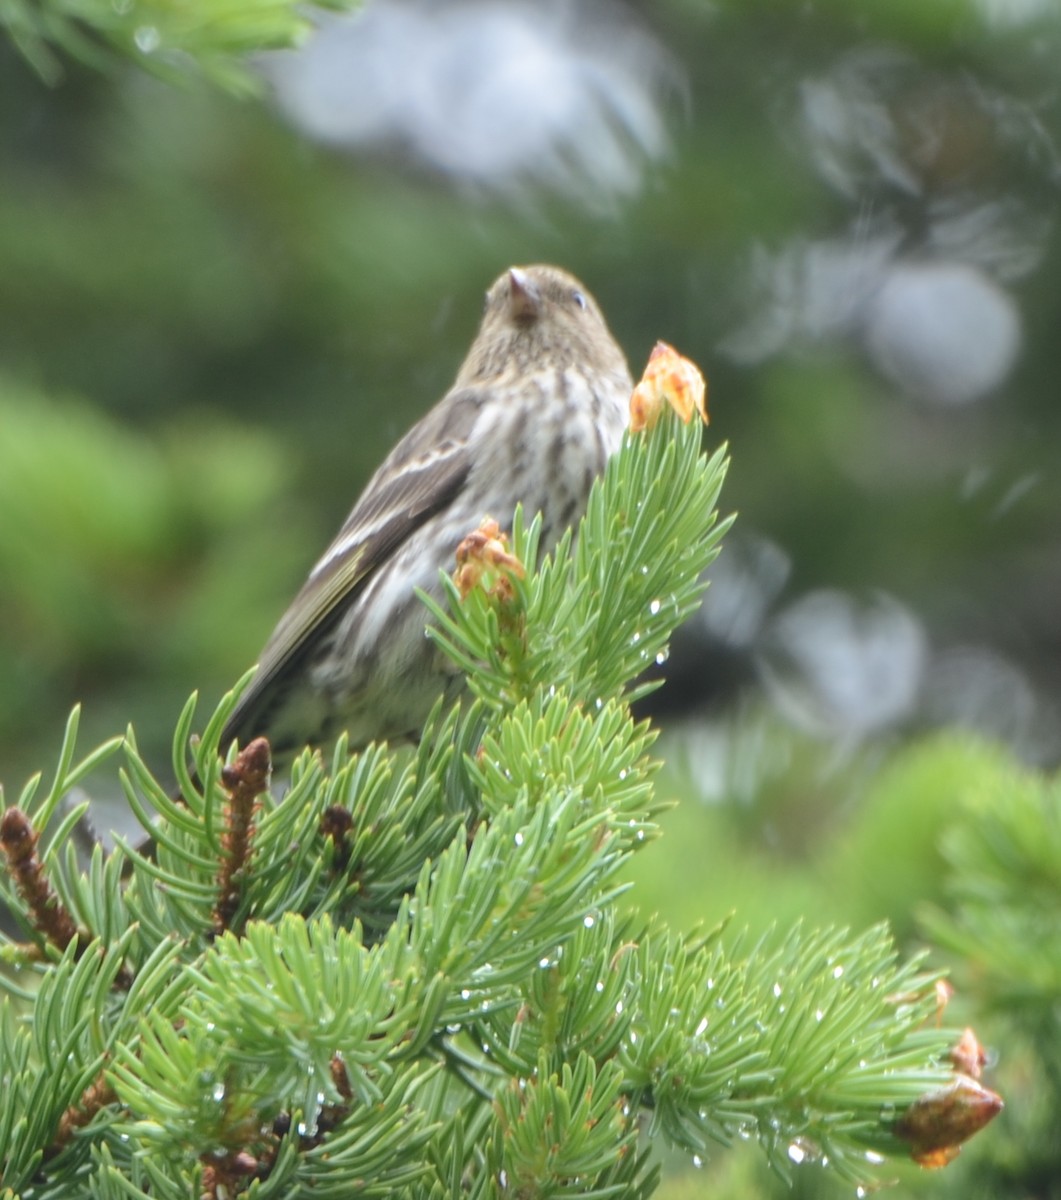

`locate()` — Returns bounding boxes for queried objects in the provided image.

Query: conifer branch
[0,397,1006,1195]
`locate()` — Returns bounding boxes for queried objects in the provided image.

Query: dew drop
[649,598,662,615]
[134,25,160,52]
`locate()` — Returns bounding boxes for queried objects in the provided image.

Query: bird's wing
[220,387,484,748]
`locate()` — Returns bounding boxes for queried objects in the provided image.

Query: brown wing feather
[220,387,484,748]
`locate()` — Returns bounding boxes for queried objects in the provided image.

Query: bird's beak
[508,267,541,322]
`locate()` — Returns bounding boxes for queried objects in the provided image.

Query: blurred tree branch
[1,0,361,92]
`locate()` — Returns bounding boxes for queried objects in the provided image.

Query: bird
[214,264,633,773]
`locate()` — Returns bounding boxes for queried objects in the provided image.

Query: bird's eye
[572,290,588,311]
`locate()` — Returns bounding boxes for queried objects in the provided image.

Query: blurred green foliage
[628,730,1060,1198]
[0,378,308,785]
[2,0,361,91]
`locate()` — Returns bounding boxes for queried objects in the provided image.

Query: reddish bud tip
[896,1075,1004,1168]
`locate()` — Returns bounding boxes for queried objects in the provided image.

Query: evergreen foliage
[0,413,989,1196]
[919,760,1061,1196]
[2,0,360,91]
[923,764,1061,1019]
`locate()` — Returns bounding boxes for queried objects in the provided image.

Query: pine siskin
[219,264,633,768]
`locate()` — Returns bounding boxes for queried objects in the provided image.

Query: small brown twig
[319,805,355,873]
[49,1072,118,1156]
[212,738,271,936]
[200,1149,268,1199]
[1,806,80,953]
[330,1051,354,1102]
[1,806,134,988]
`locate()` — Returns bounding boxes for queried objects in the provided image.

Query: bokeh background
[2,1,1060,1196]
